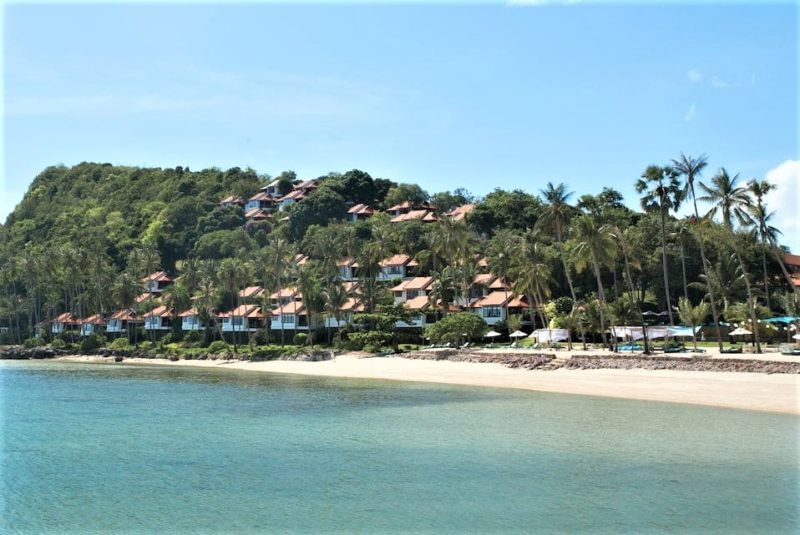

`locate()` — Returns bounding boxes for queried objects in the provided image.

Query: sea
[2,360,798,534]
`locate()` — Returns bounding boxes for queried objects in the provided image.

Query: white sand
[56,353,800,415]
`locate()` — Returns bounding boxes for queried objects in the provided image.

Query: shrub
[50,338,66,349]
[23,337,46,349]
[425,313,488,345]
[79,333,105,352]
[293,333,308,346]
[183,330,202,345]
[108,337,130,350]
[348,331,392,353]
[208,340,229,354]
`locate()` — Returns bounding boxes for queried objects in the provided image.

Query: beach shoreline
[53,352,800,415]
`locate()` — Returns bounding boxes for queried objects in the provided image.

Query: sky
[2,2,798,250]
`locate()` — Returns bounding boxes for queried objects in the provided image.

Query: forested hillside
[1,158,797,350]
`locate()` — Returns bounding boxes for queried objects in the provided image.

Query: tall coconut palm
[218,257,250,352]
[676,297,709,351]
[571,215,617,347]
[746,179,798,307]
[265,237,294,346]
[322,281,349,345]
[699,168,761,352]
[511,233,552,329]
[536,182,586,344]
[671,153,724,351]
[635,165,683,325]
[668,220,693,302]
[612,226,651,354]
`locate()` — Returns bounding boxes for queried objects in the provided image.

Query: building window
[484,306,502,318]
[282,314,295,324]
[232,317,243,326]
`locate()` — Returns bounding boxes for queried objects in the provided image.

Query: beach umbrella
[729,327,752,336]
[792,334,800,340]
[509,330,527,339]
[484,330,501,338]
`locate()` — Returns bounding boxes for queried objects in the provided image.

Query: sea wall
[403,349,555,370]
[403,349,800,374]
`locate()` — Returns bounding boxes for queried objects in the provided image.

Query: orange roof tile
[380,254,418,267]
[271,301,306,315]
[239,286,265,299]
[392,276,435,292]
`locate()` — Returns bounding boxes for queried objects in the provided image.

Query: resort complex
[2,160,798,354]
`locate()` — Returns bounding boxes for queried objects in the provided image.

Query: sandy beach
[56,350,800,415]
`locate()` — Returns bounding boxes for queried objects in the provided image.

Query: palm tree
[676,297,709,351]
[699,168,761,352]
[671,153,724,351]
[635,165,683,325]
[265,237,294,346]
[747,178,798,307]
[322,282,349,345]
[511,232,552,329]
[218,257,250,352]
[669,220,693,302]
[612,227,651,354]
[571,215,617,347]
[536,182,586,344]
[112,272,139,341]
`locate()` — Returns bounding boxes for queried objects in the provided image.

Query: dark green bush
[23,337,46,348]
[293,333,308,346]
[208,340,229,354]
[50,338,66,349]
[79,333,104,352]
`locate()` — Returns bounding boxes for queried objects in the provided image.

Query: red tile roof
[143,305,172,318]
[469,292,527,308]
[53,312,78,324]
[271,301,306,315]
[347,203,374,216]
[110,309,138,321]
[219,195,244,205]
[445,204,475,221]
[785,253,800,268]
[239,286,265,299]
[380,254,418,267]
[143,271,173,283]
[248,191,277,202]
[218,305,263,319]
[244,208,271,220]
[392,276,435,292]
[81,314,106,325]
[270,287,300,300]
[178,307,201,317]
[390,210,438,223]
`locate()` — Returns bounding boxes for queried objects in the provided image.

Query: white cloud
[684,103,696,122]
[710,76,732,89]
[764,160,800,253]
[687,69,704,83]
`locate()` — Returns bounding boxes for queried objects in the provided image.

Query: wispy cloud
[687,69,704,83]
[684,103,696,122]
[710,76,732,88]
[687,69,735,89]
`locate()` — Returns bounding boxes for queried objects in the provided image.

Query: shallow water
[2,360,798,533]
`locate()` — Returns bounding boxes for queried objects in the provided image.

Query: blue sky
[3,2,798,249]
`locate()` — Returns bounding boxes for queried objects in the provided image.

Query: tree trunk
[690,186,724,351]
[680,241,689,302]
[761,248,770,311]
[557,239,586,350]
[733,248,761,353]
[660,208,674,325]
[591,252,608,348]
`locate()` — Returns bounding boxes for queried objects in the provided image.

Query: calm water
[1,361,798,534]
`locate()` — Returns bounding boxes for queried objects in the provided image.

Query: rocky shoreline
[403,349,800,374]
[0,346,332,362]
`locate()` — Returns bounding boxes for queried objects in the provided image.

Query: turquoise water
[2,361,798,534]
